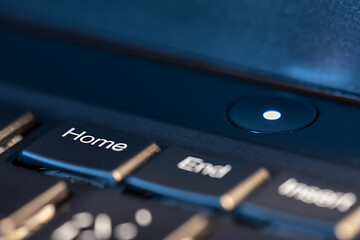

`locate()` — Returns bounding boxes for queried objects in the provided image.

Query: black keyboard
[2,3,360,239]
[0,102,358,240]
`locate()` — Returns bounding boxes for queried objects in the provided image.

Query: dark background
[1,0,360,96]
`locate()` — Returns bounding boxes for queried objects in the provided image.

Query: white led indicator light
[263,110,281,120]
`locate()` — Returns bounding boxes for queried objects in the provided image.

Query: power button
[227,97,317,133]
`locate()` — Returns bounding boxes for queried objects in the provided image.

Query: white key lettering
[62,128,128,152]
[177,156,232,179]
[278,178,357,212]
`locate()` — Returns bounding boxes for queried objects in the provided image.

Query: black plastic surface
[2,30,360,168]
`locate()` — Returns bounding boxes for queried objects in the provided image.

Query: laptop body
[0,1,360,239]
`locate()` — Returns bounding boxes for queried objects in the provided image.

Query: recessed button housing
[227,96,317,133]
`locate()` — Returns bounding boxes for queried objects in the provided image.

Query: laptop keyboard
[0,112,359,240]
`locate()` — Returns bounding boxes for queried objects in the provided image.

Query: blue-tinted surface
[1,1,360,94]
[2,30,360,166]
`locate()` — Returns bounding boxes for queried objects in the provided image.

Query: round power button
[227,97,317,133]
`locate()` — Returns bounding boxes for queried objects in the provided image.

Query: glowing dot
[263,110,281,120]
[135,209,152,227]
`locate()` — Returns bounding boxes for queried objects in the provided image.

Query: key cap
[19,123,160,185]
[0,164,68,240]
[127,147,270,210]
[238,172,360,239]
[32,191,210,240]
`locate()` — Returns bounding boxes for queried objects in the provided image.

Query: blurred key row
[0,114,359,239]
[0,164,276,240]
